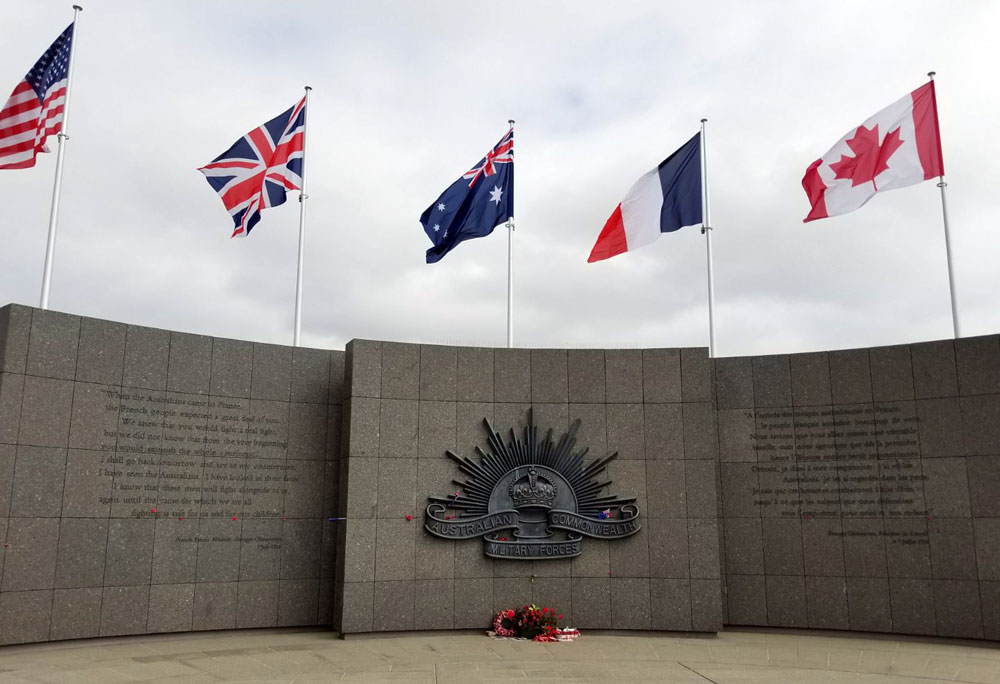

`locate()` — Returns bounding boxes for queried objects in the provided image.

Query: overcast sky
[2,1,997,357]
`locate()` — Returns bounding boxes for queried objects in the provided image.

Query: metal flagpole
[39,4,82,310]
[293,86,311,347]
[927,71,960,339]
[700,118,717,358]
[506,118,515,349]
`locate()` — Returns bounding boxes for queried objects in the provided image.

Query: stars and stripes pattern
[0,23,74,170]
[462,126,513,187]
[198,96,306,237]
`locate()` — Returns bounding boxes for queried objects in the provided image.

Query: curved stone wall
[714,341,1000,639]
[0,304,343,645]
[1,302,997,645]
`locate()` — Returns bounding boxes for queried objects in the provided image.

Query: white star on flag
[433,224,440,232]
[437,203,446,211]
[489,185,503,205]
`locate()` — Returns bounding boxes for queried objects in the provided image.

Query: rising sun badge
[424,410,640,560]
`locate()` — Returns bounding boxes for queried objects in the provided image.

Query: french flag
[588,133,703,262]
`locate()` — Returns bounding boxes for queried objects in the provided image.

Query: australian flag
[420,127,513,263]
[199,97,306,238]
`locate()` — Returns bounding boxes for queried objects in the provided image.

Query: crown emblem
[509,467,557,510]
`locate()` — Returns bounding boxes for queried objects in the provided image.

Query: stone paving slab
[0,628,997,683]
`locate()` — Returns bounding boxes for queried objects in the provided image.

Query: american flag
[0,23,74,170]
[199,97,306,238]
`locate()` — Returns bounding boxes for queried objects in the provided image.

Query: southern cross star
[432,224,440,232]
[489,185,503,205]
[437,203,446,212]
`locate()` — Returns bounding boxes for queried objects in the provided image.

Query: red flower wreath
[493,609,517,637]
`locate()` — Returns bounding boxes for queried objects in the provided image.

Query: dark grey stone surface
[292,346,331,404]
[210,338,253,398]
[726,574,766,624]
[50,587,102,640]
[167,332,212,395]
[0,589,52,644]
[605,350,643,403]
[530,349,567,403]
[681,348,711,402]
[123,325,170,390]
[870,344,915,401]
[912,340,959,399]
[9,445,65,517]
[643,349,682,403]
[955,335,1000,396]
[381,342,419,400]
[752,355,792,407]
[147,583,195,633]
[456,347,492,402]
[568,349,605,403]
[847,577,891,632]
[0,306,337,646]
[715,357,753,409]
[889,578,936,635]
[193,582,237,631]
[0,304,32,374]
[236,580,279,628]
[26,309,79,381]
[830,349,873,404]
[3,518,59,591]
[18,375,73,447]
[251,343,293,401]
[493,348,530,402]
[100,585,149,636]
[0,372,23,444]
[4,305,998,643]
[419,345,456,401]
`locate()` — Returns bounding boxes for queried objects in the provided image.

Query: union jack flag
[199,97,306,237]
[462,127,513,187]
[0,23,74,170]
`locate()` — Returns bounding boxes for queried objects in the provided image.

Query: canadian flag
[802,81,944,222]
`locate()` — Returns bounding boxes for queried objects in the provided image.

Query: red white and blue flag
[588,133,703,262]
[802,81,944,222]
[199,97,306,237]
[0,23,74,170]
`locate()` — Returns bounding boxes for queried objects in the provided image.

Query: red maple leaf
[829,124,904,190]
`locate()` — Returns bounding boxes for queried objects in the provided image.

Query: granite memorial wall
[714,340,1000,640]
[1,301,997,645]
[0,304,343,645]
[334,340,725,634]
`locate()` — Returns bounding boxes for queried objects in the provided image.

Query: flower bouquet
[490,604,569,642]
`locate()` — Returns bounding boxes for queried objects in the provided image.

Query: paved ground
[0,628,998,684]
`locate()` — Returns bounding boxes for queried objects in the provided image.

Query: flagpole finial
[701,118,708,123]
[927,71,936,80]
[72,4,82,10]
[304,85,312,92]
[508,119,515,127]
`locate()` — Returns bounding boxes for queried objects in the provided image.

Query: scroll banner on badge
[484,532,584,559]
[548,507,641,539]
[423,504,518,539]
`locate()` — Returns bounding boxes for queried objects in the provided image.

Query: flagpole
[700,118,717,358]
[293,85,311,347]
[506,118,515,349]
[39,4,82,310]
[927,71,960,339]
